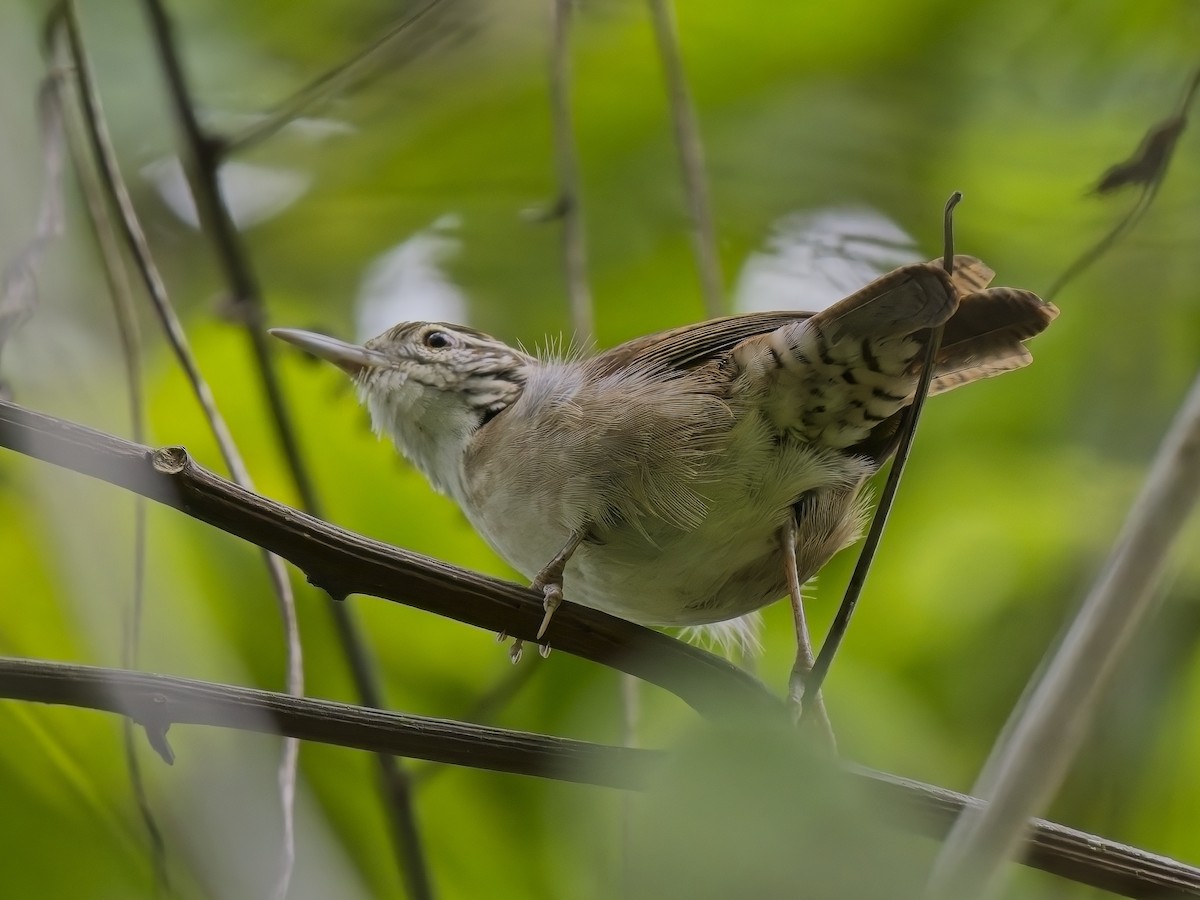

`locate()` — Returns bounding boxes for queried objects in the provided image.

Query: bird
[271,254,1056,719]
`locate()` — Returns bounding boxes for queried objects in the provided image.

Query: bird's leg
[782,508,837,750]
[532,529,586,637]
[506,529,587,662]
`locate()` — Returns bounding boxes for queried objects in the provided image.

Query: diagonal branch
[220,0,450,156]
[927,369,1200,898]
[805,195,960,709]
[0,76,66,379]
[1046,67,1198,302]
[2,655,1198,899]
[0,397,782,720]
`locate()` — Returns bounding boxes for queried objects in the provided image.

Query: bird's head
[270,322,532,494]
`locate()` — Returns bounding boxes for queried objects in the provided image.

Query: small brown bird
[273,255,1056,685]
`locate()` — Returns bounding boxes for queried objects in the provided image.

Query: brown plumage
[272,254,1057,651]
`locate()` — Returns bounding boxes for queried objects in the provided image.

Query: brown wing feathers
[589,255,1056,406]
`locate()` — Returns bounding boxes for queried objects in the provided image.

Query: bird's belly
[464,441,874,627]
[569,516,796,626]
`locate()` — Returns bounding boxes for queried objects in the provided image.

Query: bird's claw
[535,581,563,640]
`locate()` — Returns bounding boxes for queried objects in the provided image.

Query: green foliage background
[1,0,1198,897]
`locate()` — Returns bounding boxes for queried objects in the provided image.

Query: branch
[854,763,1200,899]
[0,76,66,380]
[0,657,655,788]
[133,0,432,892]
[1046,66,1198,302]
[0,397,781,720]
[3,655,1198,898]
[646,0,724,317]
[51,53,165,887]
[928,368,1200,898]
[547,0,593,341]
[220,0,451,156]
[806,195,960,708]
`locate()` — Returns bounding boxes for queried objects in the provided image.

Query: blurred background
[1,0,1198,897]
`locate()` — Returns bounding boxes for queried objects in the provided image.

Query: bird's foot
[533,579,563,640]
[497,630,527,664]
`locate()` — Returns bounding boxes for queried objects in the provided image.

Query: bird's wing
[592,311,811,375]
[590,255,994,376]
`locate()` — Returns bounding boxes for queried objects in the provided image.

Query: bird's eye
[423,330,452,349]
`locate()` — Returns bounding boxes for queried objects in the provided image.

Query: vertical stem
[549,0,594,341]
[135,2,435,896]
[57,70,167,892]
[619,672,639,896]
[783,510,836,748]
[647,0,723,318]
[803,194,961,711]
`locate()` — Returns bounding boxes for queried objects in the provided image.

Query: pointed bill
[269,328,390,377]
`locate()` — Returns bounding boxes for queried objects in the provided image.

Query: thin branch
[0,657,656,789]
[926,368,1200,899]
[805,323,945,703]
[851,761,1200,899]
[1046,67,1198,302]
[2,655,1199,898]
[323,610,432,900]
[548,0,593,340]
[646,0,724,317]
[54,7,303,896]
[136,0,311,498]
[620,671,639,897]
[803,194,961,708]
[50,57,166,891]
[220,0,449,156]
[0,397,783,720]
[0,75,67,385]
[135,1,438,892]
[1045,180,1160,302]
[56,5,238,485]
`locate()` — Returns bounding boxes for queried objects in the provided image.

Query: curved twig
[49,53,166,889]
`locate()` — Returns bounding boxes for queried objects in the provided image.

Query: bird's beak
[269,328,390,377]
